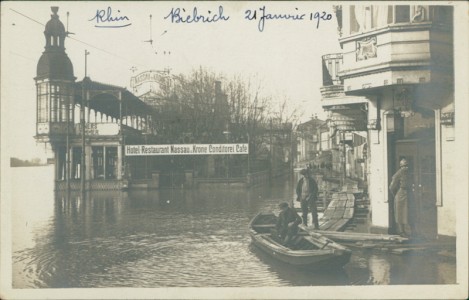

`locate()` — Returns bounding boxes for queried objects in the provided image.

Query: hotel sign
[125,144,249,156]
[130,70,167,89]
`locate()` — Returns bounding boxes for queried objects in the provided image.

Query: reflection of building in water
[322,5,455,239]
[55,191,128,235]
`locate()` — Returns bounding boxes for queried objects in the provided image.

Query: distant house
[295,117,329,167]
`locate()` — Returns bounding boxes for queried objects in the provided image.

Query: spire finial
[51,7,59,15]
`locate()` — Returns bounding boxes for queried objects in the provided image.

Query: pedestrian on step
[389,158,412,238]
[296,169,320,229]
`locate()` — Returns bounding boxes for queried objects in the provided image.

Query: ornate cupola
[45,7,66,49]
[36,6,74,81]
[35,6,76,144]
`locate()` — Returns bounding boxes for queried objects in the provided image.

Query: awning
[353,133,367,147]
[74,78,155,119]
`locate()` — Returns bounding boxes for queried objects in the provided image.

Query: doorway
[395,139,437,240]
[390,108,437,240]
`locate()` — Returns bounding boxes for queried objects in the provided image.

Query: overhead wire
[9,8,148,69]
[9,8,44,26]
[68,35,148,69]
[9,51,36,62]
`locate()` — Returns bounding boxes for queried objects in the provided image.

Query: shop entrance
[395,139,437,240]
[390,108,437,239]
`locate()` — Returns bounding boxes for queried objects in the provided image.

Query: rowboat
[249,212,352,270]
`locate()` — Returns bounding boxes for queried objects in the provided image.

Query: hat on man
[400,159,408,167]
[278,202,289,209]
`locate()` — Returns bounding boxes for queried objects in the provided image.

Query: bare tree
[151,67,298,175]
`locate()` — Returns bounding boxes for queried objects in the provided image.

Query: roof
[74,78,155,118]
[36,50,74,80]
[45,10,66,37]
[35,7,73,80]
[297,118,327,131]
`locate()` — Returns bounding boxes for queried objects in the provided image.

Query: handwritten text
[244,6,332,32]
[89,7,131,28]
[164,6,230,24]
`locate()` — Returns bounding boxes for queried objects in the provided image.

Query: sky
[1,1,341,160]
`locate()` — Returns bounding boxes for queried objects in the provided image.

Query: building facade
[35,7,157,190]
[322,5,455,238]
[295,117,327,167]
[34,7,281,190]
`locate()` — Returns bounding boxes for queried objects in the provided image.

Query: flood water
[11,166,456,288]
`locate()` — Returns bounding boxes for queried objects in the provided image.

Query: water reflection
[368,255,391,285]
[249,244,349,286]
[11,167,455,288]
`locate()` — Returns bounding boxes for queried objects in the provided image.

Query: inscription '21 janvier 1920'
[89,5,332,32]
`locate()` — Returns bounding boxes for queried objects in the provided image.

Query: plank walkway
[317,192,355,231]
[299,180,411,246]
[294,180,361,231]
[315,179,367,231]
[298,179,456,253]
[300,229,409,244]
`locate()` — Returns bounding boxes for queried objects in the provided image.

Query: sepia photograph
[1,1,468,299]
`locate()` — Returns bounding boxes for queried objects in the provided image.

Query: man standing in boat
[276,202,302,245]
[296,169,320,229]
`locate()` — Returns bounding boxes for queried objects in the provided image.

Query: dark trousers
[301,198,319,228]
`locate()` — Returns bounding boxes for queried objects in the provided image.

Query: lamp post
[339,131,347,188]
[223,130,231,178]
[144,132,149,179]
[81,50,90,194]
[66,85,71,192]
[247,133,250,175]
[269,118,273,180]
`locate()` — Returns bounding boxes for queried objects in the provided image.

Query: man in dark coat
[389,158,412,237]
[296,169,320,228]
[276,202,302,245]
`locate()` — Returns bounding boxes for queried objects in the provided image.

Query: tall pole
[269,118,273,180]
[247,133,250,174]
[81,50,90,194]
[66,90,70,192]
[85,50,89,79]
[341,131,346,188]
[290,125,293,173]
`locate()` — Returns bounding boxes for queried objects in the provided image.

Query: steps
[344,193,370,231]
